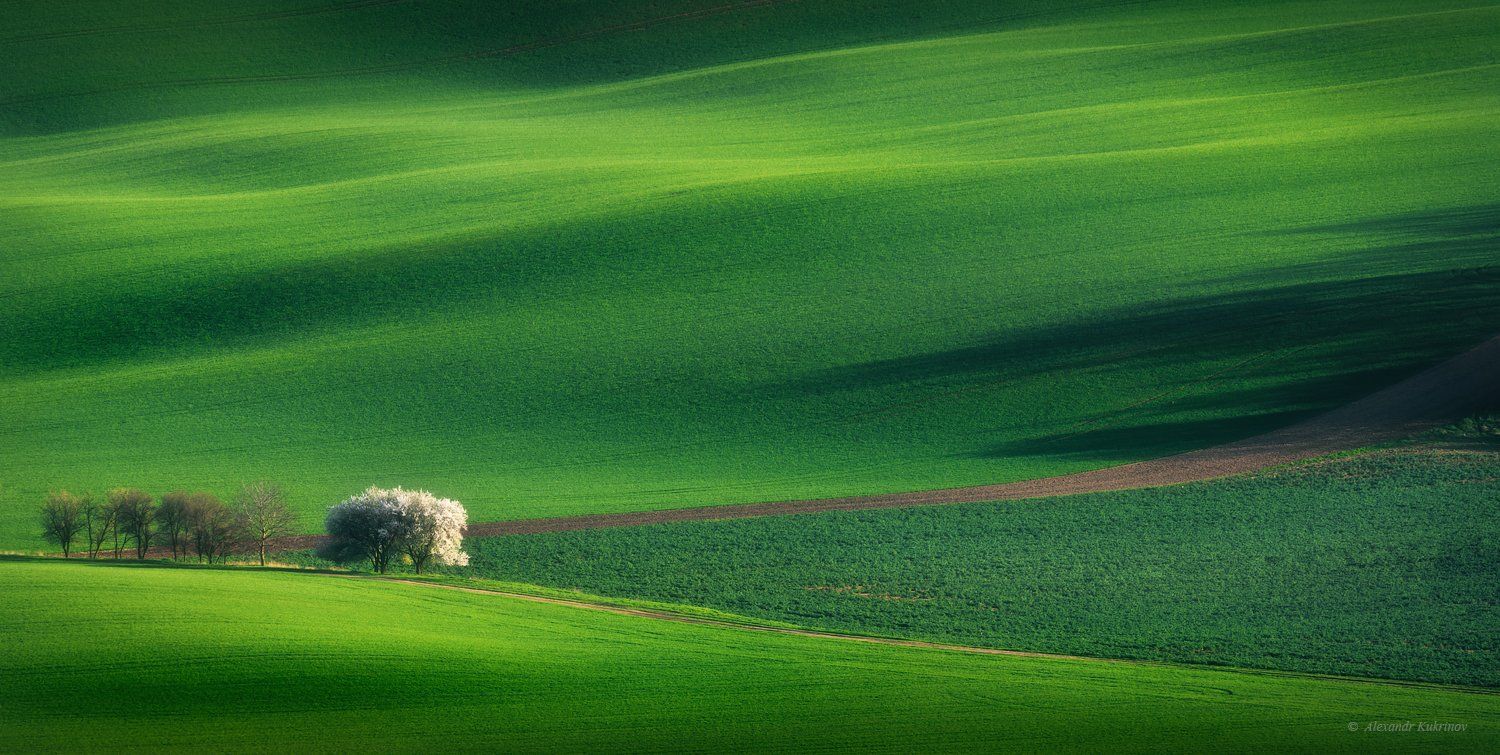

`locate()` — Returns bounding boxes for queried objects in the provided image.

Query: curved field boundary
[460,334,1500,536]
[360,575,1497,694]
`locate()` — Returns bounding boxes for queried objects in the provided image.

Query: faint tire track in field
[349,575,1499,693]
[447,332,1500,536]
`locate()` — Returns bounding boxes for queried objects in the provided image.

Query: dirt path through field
[464,333,1500,535]
[251,333,1500,551]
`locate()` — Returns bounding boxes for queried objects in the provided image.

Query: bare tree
[80,494,97,559]
[157,491,192,559]
[110,488,156,560]
[232,482,296,566]
[40,491,86,558]
[101,491,132,559]
[83,493,112,559]
[186,493,234,564]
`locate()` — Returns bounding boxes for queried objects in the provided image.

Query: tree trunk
[259,541,266,566]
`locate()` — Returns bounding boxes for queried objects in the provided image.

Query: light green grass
[2,0,1498,547]
[446,434,1500,687]
[3,558,1497,752]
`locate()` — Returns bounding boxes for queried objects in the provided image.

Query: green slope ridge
[2,559,1497,752]
[2,0,1498,546]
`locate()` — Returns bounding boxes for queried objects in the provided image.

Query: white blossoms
[323,486,469,573]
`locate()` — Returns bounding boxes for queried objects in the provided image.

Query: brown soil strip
[50,334,1500,693]
[460,333,1500,536]
[210,332,1494,555]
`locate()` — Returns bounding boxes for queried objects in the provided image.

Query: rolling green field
[3,558,1497,752]
[437,428,1500,686]
[3,0,1500,548]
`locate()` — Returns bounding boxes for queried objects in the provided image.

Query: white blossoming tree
[322,486,468,573]
[394,488,469,573]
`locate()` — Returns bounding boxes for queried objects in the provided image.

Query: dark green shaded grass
[1,0,1120,134]
[3,558,1498,752]
[2,0,1498,547]
[449,439,1500,686]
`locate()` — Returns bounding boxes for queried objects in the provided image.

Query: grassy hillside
[445,430,1500,686]
[3,559,1497,752]
[3,0,1498,547]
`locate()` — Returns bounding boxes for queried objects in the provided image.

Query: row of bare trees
[40,482,297,565]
